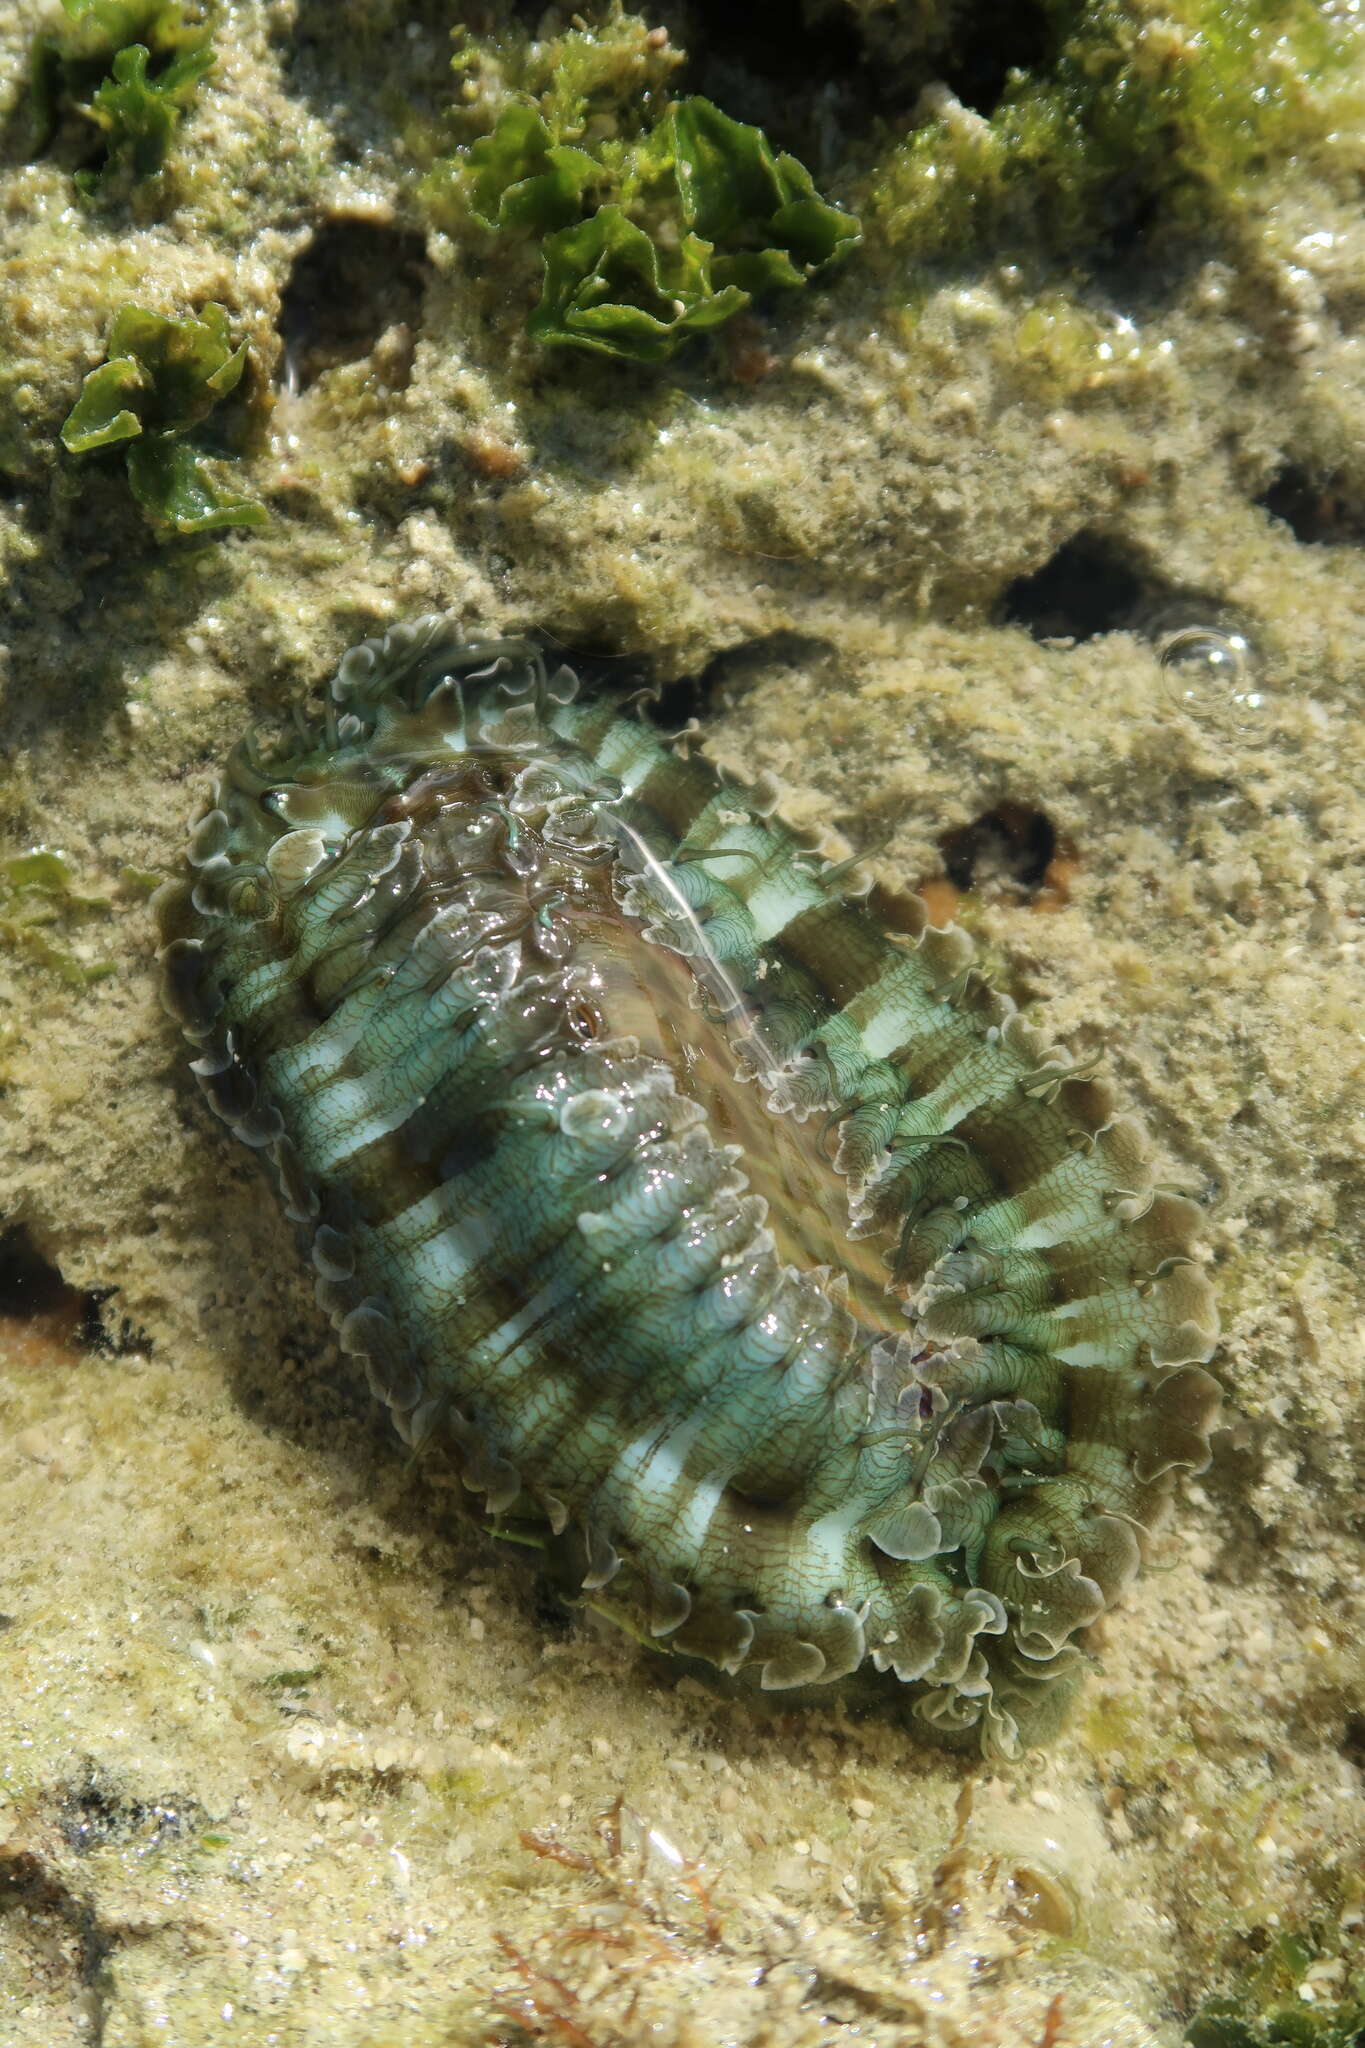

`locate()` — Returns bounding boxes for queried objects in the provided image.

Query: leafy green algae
[865,0,1361,269]
[429,69,859,362]
[60,302,266,535]
[443,8,678,158]
[668,98,860,294]
[463,104,602,234]
[0,852,112,988]
[76,38,213,194]
[1186,1931,1365,2047]
[30,0,214,198]
[530,202,747,363]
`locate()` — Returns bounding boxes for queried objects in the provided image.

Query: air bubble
[1144,603,1270,735]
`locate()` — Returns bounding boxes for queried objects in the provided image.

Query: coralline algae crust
[155,618,1220,1755]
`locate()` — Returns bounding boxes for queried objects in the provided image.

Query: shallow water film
[1,4,1363,2046]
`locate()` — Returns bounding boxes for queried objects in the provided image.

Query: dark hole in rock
[642,631,836,733]
[936,0,1055,118]
[678,0,862,92]
[1259,464,1365,546]
[939,802,1059,896]
[1002,531,1146,642]
[642,0,882,153]
[656,0,1059,137]
[0,1224,77,1318]
[532,1576,576,1637]
[0,1224,140,1352]
[279,217,428,394]
[1344,1710,1365,1770]
[645,667,710,733]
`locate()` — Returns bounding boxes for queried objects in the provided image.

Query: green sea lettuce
[465,103,601,233]
[668,97,862,294]
[529,205,747,362]
[0,851,113,988]
[75,36,213,193]
[445,87,860,365]
[30,0,214,195]
[60,303,266,535]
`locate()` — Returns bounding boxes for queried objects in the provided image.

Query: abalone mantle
[155,620,1220,1754]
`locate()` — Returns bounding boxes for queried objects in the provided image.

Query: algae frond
[0,851,112,988]
[60,302,266,535]
[1186,1929,1365,2047]
[427,67,860,362]
[30,0,215,198]
[866,0,1361,271]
